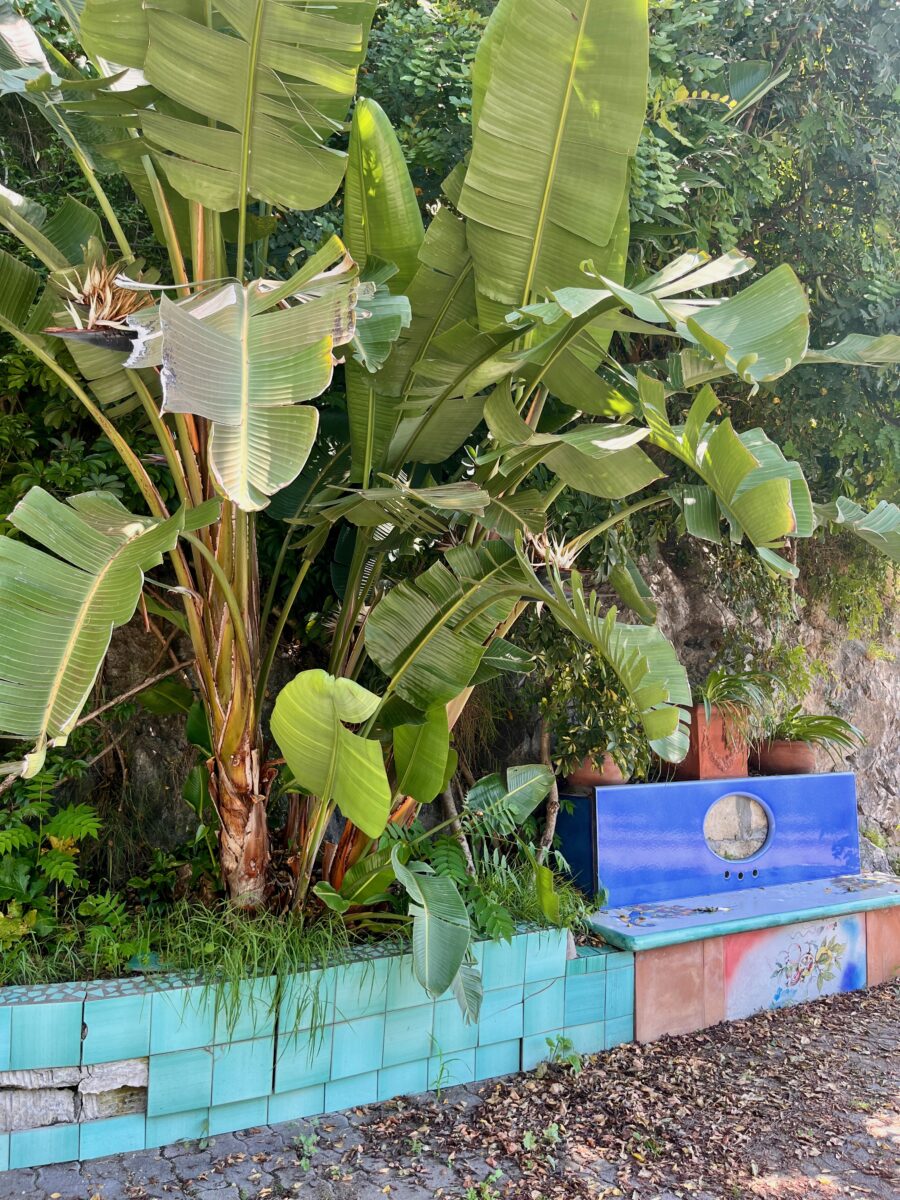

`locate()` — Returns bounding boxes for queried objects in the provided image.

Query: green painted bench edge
[589,890,900,952]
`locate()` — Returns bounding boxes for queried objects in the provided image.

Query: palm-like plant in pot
[673,668,772,780]
[753,706,865,775]
[0,0,897,1002]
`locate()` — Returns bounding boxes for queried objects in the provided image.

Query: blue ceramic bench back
[561,772,860,907]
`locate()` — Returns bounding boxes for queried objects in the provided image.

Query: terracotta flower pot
[565,754,627,788]
[751,738,817,776]
[672,703,749,781]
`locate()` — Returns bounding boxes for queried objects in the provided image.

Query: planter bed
[0,930,635,1170]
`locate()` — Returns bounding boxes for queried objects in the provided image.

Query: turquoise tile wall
[0,934,636,1172]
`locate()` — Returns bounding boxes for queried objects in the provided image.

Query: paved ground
[3,980,897,1200]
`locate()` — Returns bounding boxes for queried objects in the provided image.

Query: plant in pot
[752,706,865,775]
[673,668,772,781]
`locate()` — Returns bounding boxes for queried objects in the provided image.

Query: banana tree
[0,0,896,998]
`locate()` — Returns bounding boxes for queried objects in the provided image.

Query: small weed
[293,1126,318,1171]
[544,1034,583,1075]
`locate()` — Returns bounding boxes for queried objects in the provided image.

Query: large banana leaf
[814,498,900,563]
[80,0,378,212]
[155,253,360,510]
[394,706,451,806]
[637,373,813,574]
[270,670,391,839]
[459,0,648,322]
[391,845,471,998]
[365,541,528,712]
[343,98,424,294]
[0,490,205,778]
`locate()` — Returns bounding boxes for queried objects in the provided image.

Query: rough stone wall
[648,558,900,864]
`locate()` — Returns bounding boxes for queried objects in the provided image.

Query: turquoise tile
[432,998,478,1054]
[525,928,568,983]
[386,954,431,1010]
[479,936,526,990]
[377,1058,428,1101]
[605,1014,633,1048]
[475,1038,520,1081]
[80,1115,146,1160]
[0,1133,7,1172]
[331,1013,385,1079]
[145,1107,209,1149]
[274,1025,333,1092]
[268,1084,325,1124]
[605,967,635,1019]
[382,1003,433,1068]
[568,946,608,975]
[208,1096,268,1135]
[148,1046,213,1116]
[10,1123,79,1168]
[150,984,216,1053]
[83,992,152,1065]
[522,1032,557,1071]
[325,1070,378,1111]
[10,1000,82,1069]
[0,1007,10,1071]
[523,977,565,1036]
[214,976,276,1043]
[565,957,586,977]
[477,985,523,1045]
[427,1047,474,1089]
[279,968,335,1033]
[564,973,606,1027]
[333,957,389,1021]
[212,1036,275,1106]
[607,948,634,968]
[565,1021,605,1055]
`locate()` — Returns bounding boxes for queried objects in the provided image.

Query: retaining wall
[0,932,635,1170]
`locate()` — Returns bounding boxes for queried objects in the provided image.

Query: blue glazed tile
[10,1123,79,1169]
[606,948,634,969]
[212,1036,275,1106]
[331,1014,385,1079]
[427,1047,475,1089]
[475,1038,520,1081]
[525,929,568,983]
[208,1096,268,1136]
[568,946,609,975]
[0,1133,7,1172]
[150,984,216,1053]
[279,968,335,1033]
[268,1084,325,1124]
[83,992,152,1065]
[564,1021,605,1056]
[564,973,606,1027]
[565,957,586,977]
[386,954,431,1010]
[604,1014,633,1048]
[377,1058,428,1101]
[432,998,478,1054]
[333,958,389,1021]
[523,977,565,1036]
[382,1003,433,1068]
[148,1046,213,1116]
[522,1032,557,1072]
[478,936,526,990]
[145,1108,209,1149]
[477,985,523,1045]
[325,1070,378,1112]
[274,1025,334,1093]
[214,977,276,1044]
[605,967,635,1020]
[10,1000,82,1069]
[80,1115,146,1161]
[0,1006,9,1071]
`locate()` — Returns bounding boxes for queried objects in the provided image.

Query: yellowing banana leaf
[0,490,193,778]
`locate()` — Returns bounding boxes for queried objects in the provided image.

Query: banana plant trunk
[208,742,272,908]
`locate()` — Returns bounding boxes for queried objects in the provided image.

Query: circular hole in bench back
[703,793,770,863]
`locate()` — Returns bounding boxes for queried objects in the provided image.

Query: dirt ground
[2,980,897,1200]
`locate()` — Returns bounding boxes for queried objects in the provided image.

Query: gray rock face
[0,1058,148,1134]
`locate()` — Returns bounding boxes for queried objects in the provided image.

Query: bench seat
[589,871,900,951]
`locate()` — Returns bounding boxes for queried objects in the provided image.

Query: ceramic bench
[558,773,900,1042]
